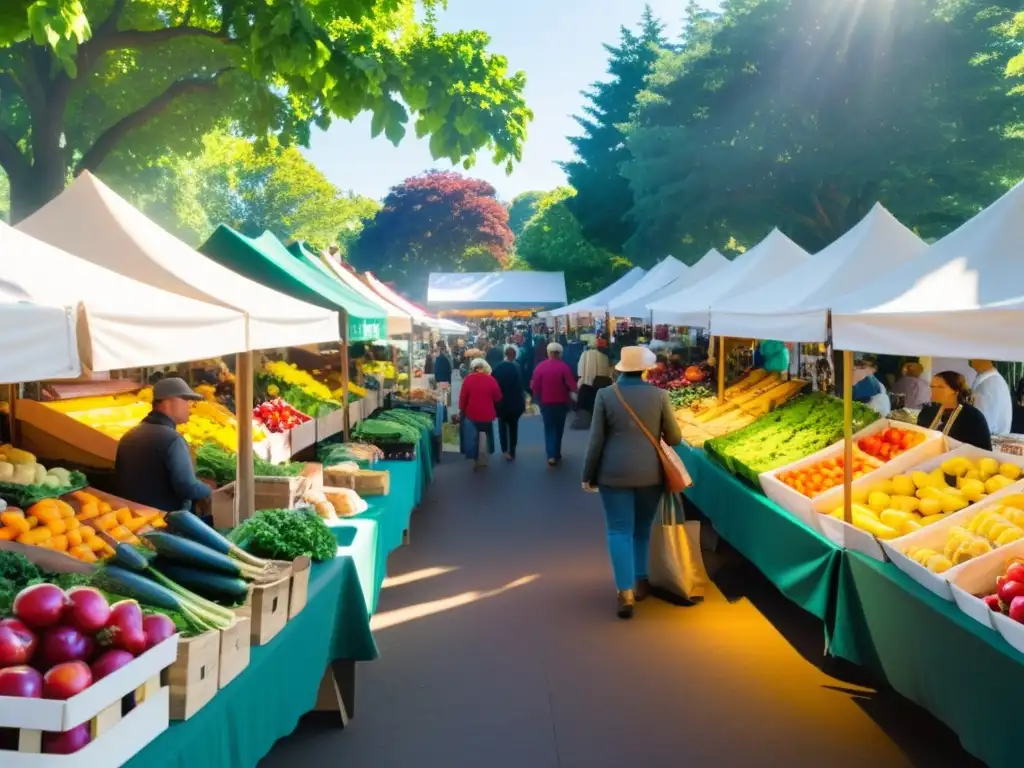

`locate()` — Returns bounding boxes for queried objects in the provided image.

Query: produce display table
[330,517,379,617]
[126,554,377,768]
[830,553,1020,768]
[676,443,841,621]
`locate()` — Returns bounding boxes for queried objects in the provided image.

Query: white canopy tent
[832,180,1024,360]
[1,223,246,372]
[427,271,566,312]
[608,258,688,318]
[648,229,810,328]
[437,318,470,335]
[364,273,438,329]
[18,172,340,351]
[641,249,730,319]
[710,204,928,341]
[316,256,413,336]
[547,267,646,318]
[0,274,80,384]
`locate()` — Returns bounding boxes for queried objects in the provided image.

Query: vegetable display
[229,508,337,562]
[0,446,88,507]
[317,441,383,469]
[668,385,713,410]
[195,442,305,488]
[258,362,346,418]
[253,399,311,433]
[705,393,879,485]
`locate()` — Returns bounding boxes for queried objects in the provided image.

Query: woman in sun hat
[582,345,682,619]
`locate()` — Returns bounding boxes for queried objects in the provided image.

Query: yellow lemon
[918,497,942,517]
[891,475,915,497]
[1001,463,1022,481]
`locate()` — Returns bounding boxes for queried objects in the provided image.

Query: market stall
[670,182,1024,768]
[546,266,646,318]
[16,173,341,521]
[607,257,689,319]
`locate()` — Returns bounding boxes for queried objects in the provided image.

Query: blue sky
[305,1,718,203]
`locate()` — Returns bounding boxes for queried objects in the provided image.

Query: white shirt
[972,369,1013,435]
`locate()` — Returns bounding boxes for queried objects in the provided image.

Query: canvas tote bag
[649,492,709,603]
[613,386,693,494]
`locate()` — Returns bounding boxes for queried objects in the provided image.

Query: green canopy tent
[199,226,386,342]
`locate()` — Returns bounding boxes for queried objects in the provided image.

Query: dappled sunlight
[381,566,460,589]
[370,574,541,631]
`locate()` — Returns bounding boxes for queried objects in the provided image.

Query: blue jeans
[540,404,569,460]
[599,485,663,591]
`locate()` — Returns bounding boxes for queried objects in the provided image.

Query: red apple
[13,584,69,629]
[1006,562,1024,584]
[1010,596,1024,624]
[42,661,92,700]
[0,619,37,666]
[0,666,43,697]
[42,723,90,754]
[984,593,1002,612]
[997,575,1008,591]
[998,579,1024,605]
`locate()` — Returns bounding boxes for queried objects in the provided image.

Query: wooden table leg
[314,659,357,728]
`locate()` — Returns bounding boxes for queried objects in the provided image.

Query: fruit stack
[777,452,879,499]
[903,499,1024,573]
[856,426,926,462]
[824,456,1024,540]
[0,584,175,755]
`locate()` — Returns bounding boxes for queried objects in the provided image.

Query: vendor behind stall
[918,370,992,450]
[852,356,891,417]
[114,378,212,514]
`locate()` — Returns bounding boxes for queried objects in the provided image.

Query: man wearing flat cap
[115,377,212,513]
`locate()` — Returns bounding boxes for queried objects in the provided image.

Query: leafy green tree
[0,169,8,221]
[350,170,515,295]
[0,1,531,221]
[105,130,379,248]
[624,0,1024,259]
[507,190,545,236]
[560,5,667,256]
[516,187,631,301]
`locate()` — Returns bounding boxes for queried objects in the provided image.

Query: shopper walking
[531,342,578,467]
[492,346,526,460]
[458,358,501,468]
[582,346,683,619]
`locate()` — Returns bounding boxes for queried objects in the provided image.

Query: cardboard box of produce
[317,409,346,442]
[353,469,389,497]
[218,617,251,689]
[289,420,317,455]
[288,556,311,619]
[165,631,219,721]
[237,567,292,646]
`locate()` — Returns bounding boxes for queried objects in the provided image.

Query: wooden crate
[15,399,118,469]
[289,420,317,454]
[0,635,176,765]
[165,632,219,721]
[289,556,312,619]
[218,617,251,689]
[317,410,346,442]
[210,474,312,528]
[353,469,390,497]
[238,571,292,646]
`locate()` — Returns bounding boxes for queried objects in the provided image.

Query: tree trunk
[7,159,67,224]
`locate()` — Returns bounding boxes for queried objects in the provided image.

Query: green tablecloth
[329,518,379,617]
[830,553,1021,768]
[128,556,377,768]
[676,443,841,621]
[345,456,421,612]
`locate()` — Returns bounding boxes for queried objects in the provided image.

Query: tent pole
[843,349,854,526]
[408,334,413,393]
[234,351,254,527]
[340,311,351,442]
[717,336,726,403]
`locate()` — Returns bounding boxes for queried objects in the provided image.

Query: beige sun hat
[615,346,657,373]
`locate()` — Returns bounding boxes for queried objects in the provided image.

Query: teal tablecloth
[128,556,377,768]
[830,553,1022,768]
[329,518,380,618]
[676,443,841,621]
[343,453,423,612]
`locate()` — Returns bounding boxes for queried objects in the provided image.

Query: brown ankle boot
[635,578,651,602]
[616,589,635,619]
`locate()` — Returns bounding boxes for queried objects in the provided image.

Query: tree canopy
[560,5,667,257]
[515,187,631,301]
[0,0,532,220]
[507,189,545,236]
[350,170,515,295]
[103,130,379,249]
[622,0,1024,260]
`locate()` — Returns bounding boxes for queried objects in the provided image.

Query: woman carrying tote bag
[582,346,687,619]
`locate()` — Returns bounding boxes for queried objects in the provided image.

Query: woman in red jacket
[459,358,502,467]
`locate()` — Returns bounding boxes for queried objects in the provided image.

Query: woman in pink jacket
[530,342,578,466]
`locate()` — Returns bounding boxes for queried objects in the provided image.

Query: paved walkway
[264,416,979,768]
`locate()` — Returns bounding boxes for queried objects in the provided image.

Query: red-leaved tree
[350,170,514,296]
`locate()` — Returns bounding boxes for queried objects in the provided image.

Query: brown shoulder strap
[613,385,661,452]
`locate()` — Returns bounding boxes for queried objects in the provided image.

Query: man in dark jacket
[492,346,526,460]
[115,377,212,513]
